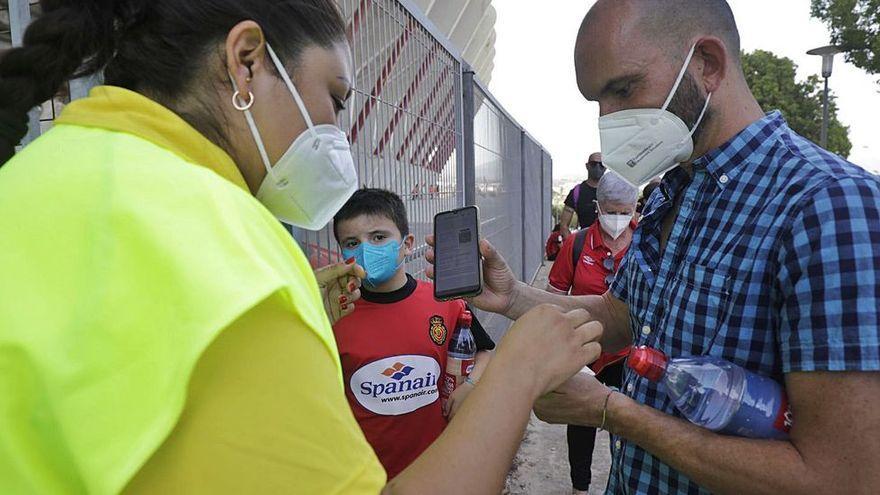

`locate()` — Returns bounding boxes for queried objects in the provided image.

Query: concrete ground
[503,263,612,495]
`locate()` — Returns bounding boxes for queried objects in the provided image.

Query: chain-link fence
[5,0,553,339]
[465,75,551,340]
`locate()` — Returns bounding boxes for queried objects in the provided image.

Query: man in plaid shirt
[427,0,880,493]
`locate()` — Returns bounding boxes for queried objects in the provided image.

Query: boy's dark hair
[333,188,410,241]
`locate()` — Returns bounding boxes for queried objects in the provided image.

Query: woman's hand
[425,236,522,316]
[494,304,604,400]
[315,260,366,326]
[443,381,473,420]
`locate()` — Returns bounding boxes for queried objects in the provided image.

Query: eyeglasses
[603,254,617,286]
[587,161,604,167]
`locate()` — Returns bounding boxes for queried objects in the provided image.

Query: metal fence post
[8,0,40,147]
[520,129,527,280]
[461,66,476,207]
[453,62,466,208]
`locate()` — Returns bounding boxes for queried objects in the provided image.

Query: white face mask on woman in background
[597,204,634,240]
[598,43,712,187]
[231,43,358,231]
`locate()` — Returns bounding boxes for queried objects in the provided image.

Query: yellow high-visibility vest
[0,86,342,494]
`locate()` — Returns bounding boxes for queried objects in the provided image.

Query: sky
[487,0,880,180]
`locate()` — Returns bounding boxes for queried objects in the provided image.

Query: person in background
[547,172,638,495]
[560,152,605,239]
[636,177,662,217]
[0,1,603,493]
[545,223,565,261]
[332,188,495,479]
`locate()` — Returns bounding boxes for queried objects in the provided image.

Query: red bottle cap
[458,310,473,327]
[626,346,669,382]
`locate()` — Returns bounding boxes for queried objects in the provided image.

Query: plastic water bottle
[627,346,792,440]
[440,311,476,410]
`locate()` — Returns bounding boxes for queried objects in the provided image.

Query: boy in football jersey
[332,188,495,480]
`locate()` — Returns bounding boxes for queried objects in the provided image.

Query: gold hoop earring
[232,90,254,111]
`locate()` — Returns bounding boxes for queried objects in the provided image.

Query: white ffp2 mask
[599,213,631,240]
[233,43,357,230]
[598,43,712,187]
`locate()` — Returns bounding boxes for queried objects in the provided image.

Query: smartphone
[433,206,483,301]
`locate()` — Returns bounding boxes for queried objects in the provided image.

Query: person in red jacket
[547,172,638,495]
[332,188,495,479]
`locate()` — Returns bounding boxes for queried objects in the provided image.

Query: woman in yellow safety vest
[0,0,601,493]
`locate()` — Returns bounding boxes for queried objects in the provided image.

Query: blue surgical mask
[343,240,404,288]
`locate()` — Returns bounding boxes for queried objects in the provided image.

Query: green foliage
[811,0,880,77]
[742,50,852,157]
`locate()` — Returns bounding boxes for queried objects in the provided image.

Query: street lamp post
[807,45,842,149]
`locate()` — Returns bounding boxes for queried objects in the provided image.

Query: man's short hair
[333,188,410,241]
[581,0,741,64]
[637,0,741,63]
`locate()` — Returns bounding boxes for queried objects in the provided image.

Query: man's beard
[666,72,713,155]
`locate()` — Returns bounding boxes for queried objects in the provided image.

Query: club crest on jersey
[429,315,447,346]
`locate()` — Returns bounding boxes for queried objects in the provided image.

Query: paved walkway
[503,263,612,495]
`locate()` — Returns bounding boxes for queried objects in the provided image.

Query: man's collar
[588,220,638,253]
[692,111,787,189]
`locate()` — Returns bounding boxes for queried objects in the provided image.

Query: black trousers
[567,359,625,491]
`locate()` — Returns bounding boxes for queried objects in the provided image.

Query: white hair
[597,171,639,206]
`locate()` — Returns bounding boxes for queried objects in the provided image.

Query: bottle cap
[458,310,473,327]
[626,346,668,382]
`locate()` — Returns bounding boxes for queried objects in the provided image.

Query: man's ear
[694,36,728,94]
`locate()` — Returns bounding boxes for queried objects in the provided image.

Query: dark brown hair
[0,0,347,163]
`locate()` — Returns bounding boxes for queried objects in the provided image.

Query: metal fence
[293,0,465,282]
[5,0,552,340]
[464,74,552,339]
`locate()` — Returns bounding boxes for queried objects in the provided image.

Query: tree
[811,0,880,77]
[742,50,852,157]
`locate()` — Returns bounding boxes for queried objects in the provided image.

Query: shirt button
[626,383,634,393]
[615,440,622,450]
[641,325,652,336]
[719,174,730,184]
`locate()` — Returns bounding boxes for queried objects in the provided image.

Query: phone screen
[433,206,482,300]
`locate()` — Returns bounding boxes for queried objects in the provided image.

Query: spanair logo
[383,362,415,380]
[351,355,441,416]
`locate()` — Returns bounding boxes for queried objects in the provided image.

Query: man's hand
[536,369,880,495]
[425,236,522,315]
[534,372,611,427]
[314,260,366,325]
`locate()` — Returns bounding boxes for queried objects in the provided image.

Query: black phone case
[433,206,484,301]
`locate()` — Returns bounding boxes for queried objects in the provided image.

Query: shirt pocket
[658,262,734,355]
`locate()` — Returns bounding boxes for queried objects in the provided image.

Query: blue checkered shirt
[607,112,880,495]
